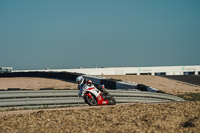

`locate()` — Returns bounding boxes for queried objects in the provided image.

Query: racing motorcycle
[80,83,116,106]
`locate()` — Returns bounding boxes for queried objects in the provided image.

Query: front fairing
[81,84,101,97]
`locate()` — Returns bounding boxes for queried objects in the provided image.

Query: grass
[177,93,200,101]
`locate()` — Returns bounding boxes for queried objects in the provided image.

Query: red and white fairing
[81,84,109,105]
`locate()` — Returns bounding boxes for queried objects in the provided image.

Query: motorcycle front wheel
[84,93,98,106]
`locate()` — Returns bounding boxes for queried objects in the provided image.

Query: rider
[76,76,108,97]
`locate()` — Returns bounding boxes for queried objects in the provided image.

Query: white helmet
[76,76,84,85]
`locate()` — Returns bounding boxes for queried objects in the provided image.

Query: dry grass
[0,102,200,133]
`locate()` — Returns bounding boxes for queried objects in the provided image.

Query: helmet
[76,76,84,85]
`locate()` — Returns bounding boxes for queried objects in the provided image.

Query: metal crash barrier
[0,90,184,109]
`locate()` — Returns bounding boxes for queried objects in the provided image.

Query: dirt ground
[103,75,200,95]
[0,77,77,90]
[0,102,200,133]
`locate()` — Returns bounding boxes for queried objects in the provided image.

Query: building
[13,65,200,76]
[0,67,13,73]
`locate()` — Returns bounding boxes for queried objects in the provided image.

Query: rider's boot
[102,92,112,99]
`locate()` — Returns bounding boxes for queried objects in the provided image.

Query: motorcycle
[80,83,116,106]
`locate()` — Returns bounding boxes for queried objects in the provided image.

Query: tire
[84,93,98,106]
[108,97,116,105]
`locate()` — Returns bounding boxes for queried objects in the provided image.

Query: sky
[0,0,200,70]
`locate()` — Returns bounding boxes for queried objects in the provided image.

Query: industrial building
[12,65,200,76]
[0,67,13,73]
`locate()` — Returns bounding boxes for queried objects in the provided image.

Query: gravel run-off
[0,102,200,133]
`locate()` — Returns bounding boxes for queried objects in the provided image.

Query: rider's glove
[100,84,105,89]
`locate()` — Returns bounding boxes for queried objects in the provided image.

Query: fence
[0,90,184,109]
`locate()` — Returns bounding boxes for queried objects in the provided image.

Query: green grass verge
[177,93,200,101]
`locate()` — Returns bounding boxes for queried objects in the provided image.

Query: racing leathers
[78,79,108,97]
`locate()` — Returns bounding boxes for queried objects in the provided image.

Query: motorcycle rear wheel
[84,93,98,106]
[108,97,116,105]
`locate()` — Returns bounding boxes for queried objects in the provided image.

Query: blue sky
[0,0,200,70]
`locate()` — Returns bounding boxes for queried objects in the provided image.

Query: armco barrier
[0,90,184,109]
